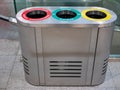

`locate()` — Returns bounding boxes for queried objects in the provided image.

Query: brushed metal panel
[18,26,40,85]
[86,28,98,85]
[92,26,114,85]
[35,28,45,85]
[42,27,92,85]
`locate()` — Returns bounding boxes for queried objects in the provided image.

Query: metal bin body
[16,7,117,86]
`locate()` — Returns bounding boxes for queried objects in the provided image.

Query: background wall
[0,0,19,40]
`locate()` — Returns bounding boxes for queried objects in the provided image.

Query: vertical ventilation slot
[102,58,109,75]
[49,61,82,78]
[23,56,30,75]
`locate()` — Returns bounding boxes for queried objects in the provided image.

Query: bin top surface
[16,6,117,28]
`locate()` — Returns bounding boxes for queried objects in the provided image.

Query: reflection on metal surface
[9,17,17,23]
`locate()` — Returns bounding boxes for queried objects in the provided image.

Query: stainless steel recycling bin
[16,7,117,86]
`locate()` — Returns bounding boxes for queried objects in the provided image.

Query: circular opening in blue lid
[52,8,81,21]
[56,10,77,19]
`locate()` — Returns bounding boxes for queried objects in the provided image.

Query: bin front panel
[41,27,92,85]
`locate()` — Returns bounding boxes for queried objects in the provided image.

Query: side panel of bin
[92,26,114,85]
[35,28,45,85]
[18,26,40,85]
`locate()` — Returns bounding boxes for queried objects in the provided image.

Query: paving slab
[0,56,16,88]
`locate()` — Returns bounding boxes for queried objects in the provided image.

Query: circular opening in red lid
[26,10,47,19]
[22,8,51,21]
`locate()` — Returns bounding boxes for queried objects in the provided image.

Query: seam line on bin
[91,28,100,84]
[34,28,40,85]
[41,29,46,84]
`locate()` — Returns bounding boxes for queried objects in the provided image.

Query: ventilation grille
[102,58,109,75]
[23,56,29,75]
[49,61,82,78]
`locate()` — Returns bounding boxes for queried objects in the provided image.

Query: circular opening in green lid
[56,10,77,19]
[52,8,81,21]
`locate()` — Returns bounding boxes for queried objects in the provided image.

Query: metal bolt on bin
[0,7,117,86]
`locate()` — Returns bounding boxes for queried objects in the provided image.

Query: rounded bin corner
[52,8,81,21]
[91,78,106,86]
[21,8,51,21]
[81,8,112,22]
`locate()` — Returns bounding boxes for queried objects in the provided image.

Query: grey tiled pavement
[0,40,19,56]
[0,39,119,90]
[0,40,19,89]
